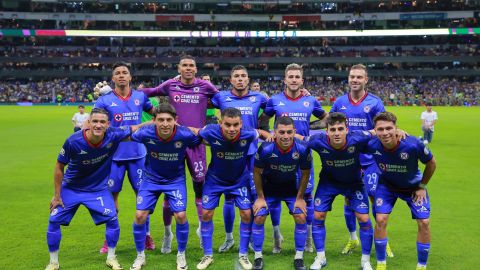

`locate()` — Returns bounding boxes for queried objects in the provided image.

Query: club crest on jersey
[303,101,310,107]
[50,208,58,216]
[379,163,386,171]
[240,139,247,147]
[202,195,209,204]
[217,152,224,159]
[193,87,200,93]
[347,146,355,153]
[363,105,371,113]
[175,141,183,148]
[114,113,123,122]
[136,196,143,204]
[326,160,334,166]
[400,152,409,160]
[249,96,256,102]
[376,198,383,206]
[173,95,181,102]
[108,179,114,187]
[314,198,321,206]
[292,151,300,159]
[134,99,140,105]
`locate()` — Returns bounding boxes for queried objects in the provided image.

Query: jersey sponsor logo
[213,140,222,146]
[175,141,183,148]
[175,85,180,90]
[217,152,224,159]
[417,206,429,213]
[303,101,310,107]
[249,96,256,102]
[281,112,289,117]
[175,200,185,207]
[424,147,430,155]
[109,102,118,107]
[271,164,278,169]
[193,87,200,93]
[358,202,368,209]
[59,148,65,156]
[278,101,286,106]
[241,197,251,205]
[173,95,181,102]
[321,149,330,154]
[114,113,123,122]
[108,179,114,187]
[363,105,371,113]
[314,198,321,206]
[50,208,58,216]
[134,99,140,106]
[326,160,334,166]
[240,139,247,147]
[225,97,233,102]
[202,195,209,204]
[147,139,156,145]
[378,163,386,171]
[79,150,88,155]
[136,196,143,204]
[376,198,383,206]
[340,105,347,110]
[292,151,300,159]
[374,150,382,156]
[347,146,355,153]
[400,152,409,160]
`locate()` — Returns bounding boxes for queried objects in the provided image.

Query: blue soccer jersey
[57,127,132,192]
[307,130,373,186]
[264,92,325,136]
[254,139,311,197]
[199,124,259,185]
[331,92,385,166]
[366,136,433,189]
[94,89,153,161]
[130,125,201,183]
[212,91,268,155]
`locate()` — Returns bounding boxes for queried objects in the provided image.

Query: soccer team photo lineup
[1,1,479,270]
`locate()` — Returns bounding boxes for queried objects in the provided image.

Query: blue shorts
[202,174,251,211]
[255,196,304,216]
[49,187,117,226]
[375,183,430,219]
[136,178,187,213]
[314,180,370,214]
[362,163,381,197]
[109,157,145,193]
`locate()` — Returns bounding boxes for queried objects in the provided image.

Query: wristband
[419,183,427,189]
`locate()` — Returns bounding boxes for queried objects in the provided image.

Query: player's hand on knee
[294,198,307,216]
[50,196,64,212]
[412,188,427,205]
[93,81,112,98]
[253,198,267,215]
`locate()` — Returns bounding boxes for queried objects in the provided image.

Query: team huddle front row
[46,104,436,270]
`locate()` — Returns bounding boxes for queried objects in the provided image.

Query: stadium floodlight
[0,28,479,38]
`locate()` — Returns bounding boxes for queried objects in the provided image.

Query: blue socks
[359,220,373,255]
[417,242,430,266]
[46,222,61,252]
[294,223,307,251]
[344,204,357,233]
[239,221,251,254]
[133,222,146,252]
[312,219,326,252]
[106,219,120,248]
[176,222,189,253]
[270,206,281,227]
[251,222,264,252]
[145,215,150,234]
[223,198,235,234]
[374,237,388,262]
[201,220,214,255]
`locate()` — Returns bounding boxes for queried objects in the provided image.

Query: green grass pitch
[0,105,478,269]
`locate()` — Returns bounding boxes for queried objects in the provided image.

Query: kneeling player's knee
[293,214,306,224]
[135,211,148,224]
[314,211,326,220]
[239,210,252,223]
[174,211,187,224]
[254,215,266,225]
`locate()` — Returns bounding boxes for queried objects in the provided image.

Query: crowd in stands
[1,77,477,106]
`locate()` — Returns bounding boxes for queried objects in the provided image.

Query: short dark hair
[90,107,109,118]
[153,103,177,118]
[326,112,347,127]
[112,61,131,72]
[230,65,248,76]
[275,116,294,128]
[78,105,85,108]
[373,111,397,125]
[221,107,242,119]
[201,73,210,77]
[180,55,196,63]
